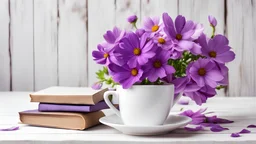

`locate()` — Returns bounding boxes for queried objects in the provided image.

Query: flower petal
[231,133,240,138]
[184,126,204,131]
[247,124,256,128]
[0,126,19,131]
[175,15,186,34]
[210,125,229,132]
[239,129,251,134]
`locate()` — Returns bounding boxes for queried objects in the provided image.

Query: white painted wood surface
[227,0,256,97]
[34,0,58,91]
[0,0,255,97]
[58,0,88,87]
[0,0,10,91]
[0,92,256,143]
[87,0,115,86]
[10,0,34,91]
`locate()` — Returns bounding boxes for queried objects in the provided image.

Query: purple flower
[208,15,217,27]
[180,108,207,125]
[198,34,235,64]
[117,32,156,68]
[184,85,216,105]
[143,16,162,35]
[239,129,251,134]
[108,64,143,89]
[173,76,190,94]
[127,15,138,23]
[187,58,224,88]
[135,29,145,37]
[231,133,240,137]
[91,82,103,90]
[210,125,229,132]
[162,13,195,51]
[103,27,125,49]
[92,44,117,65]
[153,34,173,50]
[247,124,256,128]
[142,49,176,82]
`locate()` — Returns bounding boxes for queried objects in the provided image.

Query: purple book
[38,101,108,112]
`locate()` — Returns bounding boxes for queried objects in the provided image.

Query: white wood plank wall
[0,0,255,97]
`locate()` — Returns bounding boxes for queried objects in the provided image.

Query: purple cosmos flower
[208,15,217,27]
[92,44,118,65]
[198,34,235,64]
[162,13,195,52]
[117,32,156,68]
[239,129,251,134]
[142,49,176,82]
[231,133,240,137]
[108,64,143,89]
[127,15,138,23]
[210,124,229,132]
[247,124,256,128]
[143,16,162,36]
[135,29,145,37]
[184,85,216,105]
[153,34,173,50]
[187,58,224,88]
[180,108,207,125]
[91,82,103,90]
[103,27,125,49]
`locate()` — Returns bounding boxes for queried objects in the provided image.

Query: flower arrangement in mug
[92,13,235,106]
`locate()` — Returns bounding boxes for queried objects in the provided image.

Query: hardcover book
[30,86,107,105]
[38,101,109,112]
[19,110,104,130]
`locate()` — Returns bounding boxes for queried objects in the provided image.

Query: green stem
[132,23,138,29]
[211,26,216,38]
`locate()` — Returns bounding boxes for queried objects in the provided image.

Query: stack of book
[19,86,108,130]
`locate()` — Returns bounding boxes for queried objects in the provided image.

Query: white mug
[104,84,179,126]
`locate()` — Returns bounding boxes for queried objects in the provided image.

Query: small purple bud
[208,15,217,27]
[135,29,145,37]
[91,82,103,90]
[127,15,138,23]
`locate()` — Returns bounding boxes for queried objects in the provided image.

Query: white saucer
[99,114,192,136]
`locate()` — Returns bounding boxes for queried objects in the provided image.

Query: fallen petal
[206,116,234,124]
[239,129,251,134]
[231,133,240,138]
[0,126,19,131]
[184,125,204,131]
[178,99,189,105]
[247,124,256,128]
[210,125,229,132]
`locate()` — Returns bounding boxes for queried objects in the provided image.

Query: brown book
[19,110,105,130]
[30,86,107,105]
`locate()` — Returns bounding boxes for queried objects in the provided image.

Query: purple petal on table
[184,125,204,131]
[239,129,251,134]
[247,124,256,128]
[178,99,189,105]
[200,123,216,127]
[231,133,240,138]
[206,116,234,124]
[0,126,19,131]
[210,125,229,132]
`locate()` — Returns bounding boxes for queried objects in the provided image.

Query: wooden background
[0,0,255,97]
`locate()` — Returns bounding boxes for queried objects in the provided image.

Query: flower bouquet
[92,13,235,106]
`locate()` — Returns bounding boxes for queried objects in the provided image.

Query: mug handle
[104,91,121,117]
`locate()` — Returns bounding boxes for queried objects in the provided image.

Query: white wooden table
[0,92,256,144]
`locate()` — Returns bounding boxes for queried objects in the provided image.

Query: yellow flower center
[131,68,138,76]
[176,34,182,40]
[158,38,166,44]
[153,60,162,68]
[209,51,217,58]
[198,68,206,76]
[151,25,159,32]
[133,48,141,56]
[103,53,109,58]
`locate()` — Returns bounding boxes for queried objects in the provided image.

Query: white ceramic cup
[104,84,179,126]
